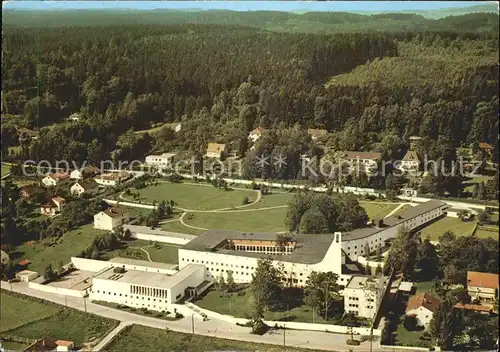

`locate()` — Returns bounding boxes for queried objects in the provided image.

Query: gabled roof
[406,293,440,314]
[307,128,328,138]
[75,179,98,190]
[102,206,129,218]
[249,127,266,135]
[402,150,420,163]
[478,142,493,150]
[207,143,226,153]
[46,172,70,181]
[467,271,498,289]
[52,196,66,204]
[454,303,491,312]
[55,340,74,347]
[343,151,382,161]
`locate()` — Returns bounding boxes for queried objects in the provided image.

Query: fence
[379,344,430,351]
[28,282,86,298]
[185,302,381,336]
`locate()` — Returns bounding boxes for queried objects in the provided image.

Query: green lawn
[194,286,334,324]
[473,225,499,239]
[358,202,399,220]
[1,164,11,177]
[160,220,206,235]
[418,217,477,241]
[244,192,292,209]
[99,239,180,264]
[394,317,431,348]
[413,280,438,296]
[125,183,257,211]
[0,291,118,348]
[184,208,288,233]
[107,324,323,352]
[11,224,107,274]
[462,176,493,193]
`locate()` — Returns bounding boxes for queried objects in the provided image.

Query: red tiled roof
[250,127,266,135]
[48,172,70,181]
[19,259,31,266]
[479,142,493,150]
[102,207,128,218]
[52,196,65,203]
[207,143,226,153]
[55,340,74,347]
[343,151,382,161]
[406,293,440,314]
[467,271,499,289]
[454,303,491,312]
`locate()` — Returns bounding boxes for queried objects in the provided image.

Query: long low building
[179,200,448,286]
[90,262,209,309]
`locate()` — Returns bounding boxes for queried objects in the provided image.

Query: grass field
[1,163,11,177]
[0,291,118,348]
[244,192,292,209]
[394,316,431,348]
[11,224,107,273]
[418,217,476,241]
[194,286,336,324]
[126,183,257,211]
[184,208,288,232]
[161,220,206,235]
[359,202,399,220]
[473,225,499,239]
[107,324,323,352]
[462,176,493,193]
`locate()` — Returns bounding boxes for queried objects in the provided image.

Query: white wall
[71,257,109,272]
[103,199,155,210]
[28,282,87,298]
[123,225,195,245]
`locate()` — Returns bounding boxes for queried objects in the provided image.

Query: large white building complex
[179,200,447,287]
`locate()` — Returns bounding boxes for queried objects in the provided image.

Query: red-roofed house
[405,293,441,328]
[454,303,492,314]
[248,127,267,142]
[467,271,498,303]
[41,172,70,187]
[40,197,66,217]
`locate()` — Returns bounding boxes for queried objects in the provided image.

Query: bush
[155,312,163,317]
[140,307,148,312]
[242,196,249,205]
[403,315,418,331]
[130,307,136,311]
[175,312,184,319]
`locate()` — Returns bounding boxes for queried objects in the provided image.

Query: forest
[1,11,498,179]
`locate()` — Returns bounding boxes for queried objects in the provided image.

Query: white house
[248,127,266,142]
[41,172,70,187]
[70,165,100,180]
[467,271,499,304]
[174,123,182,133]
[145,152,176,168]
[206,143,227,159]
[94,171,130,187]
[399,150,421,173]
[94,207,130,231]
[343,276,389,318]
[341,151,381,174]
[405,292,440,329]
[68,113,83,122]
[40,196,66,217]
[70,179,99,197]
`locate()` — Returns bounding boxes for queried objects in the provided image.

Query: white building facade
[343,276,388,319]
[145,153,176,168]
[94,208,130,231]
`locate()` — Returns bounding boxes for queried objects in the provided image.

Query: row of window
[348,304,359,308]
[348,296,360,301]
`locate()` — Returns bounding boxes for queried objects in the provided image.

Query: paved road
[0,281,401,352]
[91,321,131,351]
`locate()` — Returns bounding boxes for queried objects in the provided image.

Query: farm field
[0,291,118,348]
[417,217,476,241]
[125,182,257,210]
[10,224,107,274]
[106,324,323,352]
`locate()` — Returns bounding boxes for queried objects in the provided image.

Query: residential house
[69,165,100,180]
[145,152,176,168]
[467,271,498,304]
[343,276,388,319]
[454,303,492,315]
[400,150,421,173]
[40,196,66,217]
[174,123,182,133]
[342,151,382,174]
[248,127,267,143]
[70,179,99,197]
[1,249,10,264]
[19,184,44,200]
[94,171,130,187]
[478,142,493,158]
[307,128,328,142]
[94,207,130,231]
[405,292,441,329]
[41,172,70,187]
[23,337,74,352]
[206,143,227,159]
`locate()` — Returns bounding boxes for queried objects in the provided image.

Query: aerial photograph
[0,0,498,351]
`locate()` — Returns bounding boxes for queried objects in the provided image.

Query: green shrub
[175,312,184,319]
[346,339,361,346]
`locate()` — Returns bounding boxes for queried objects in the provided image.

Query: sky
[3,1,497,12]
